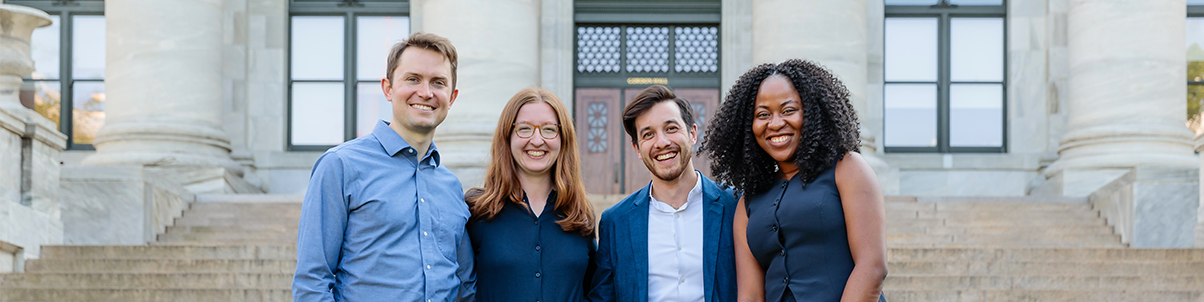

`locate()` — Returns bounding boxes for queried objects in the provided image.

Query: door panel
[623,88,654,192]
[575,88,624,195]
[674,88,721,178]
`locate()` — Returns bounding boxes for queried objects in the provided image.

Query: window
[1187,1,1204,134]
[13,0,105,149]
[884,0,1006,153]
[288,0,409,150]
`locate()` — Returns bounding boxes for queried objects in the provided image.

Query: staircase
[2,195,1203,301]
[883,196,1204,301]
[0,196,300,302]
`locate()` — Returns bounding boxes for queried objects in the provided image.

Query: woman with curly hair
[465,88,597,301]
[701,59,887,302]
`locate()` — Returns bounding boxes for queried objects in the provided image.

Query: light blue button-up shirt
[293,120,475,302]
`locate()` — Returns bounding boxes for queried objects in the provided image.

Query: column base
[1045,124,1197,177]
[83,120,242,175]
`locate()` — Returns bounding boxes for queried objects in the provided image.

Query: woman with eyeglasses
[465,88,598,301]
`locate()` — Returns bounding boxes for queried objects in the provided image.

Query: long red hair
[466,88,595,236]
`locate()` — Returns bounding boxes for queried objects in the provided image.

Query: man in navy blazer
[589,85,738,302]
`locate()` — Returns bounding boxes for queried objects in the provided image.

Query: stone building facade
[2,0,1204,270]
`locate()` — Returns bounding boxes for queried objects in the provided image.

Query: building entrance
[574,87,719,194]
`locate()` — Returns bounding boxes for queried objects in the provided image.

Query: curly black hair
[701,59,861,195]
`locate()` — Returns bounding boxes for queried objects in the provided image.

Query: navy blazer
[588,173,738,302]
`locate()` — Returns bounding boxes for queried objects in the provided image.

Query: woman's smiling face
[752,74,804,164]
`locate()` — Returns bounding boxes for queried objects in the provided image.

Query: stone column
[83,0,241,174]
[1046,0,1196,175]
[415,0,541,188]
[750,0,889,171]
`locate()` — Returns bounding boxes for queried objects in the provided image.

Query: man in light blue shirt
[293,32,474,302]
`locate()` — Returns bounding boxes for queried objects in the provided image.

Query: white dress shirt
[647,171,705,302]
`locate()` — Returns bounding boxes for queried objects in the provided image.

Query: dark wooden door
[675,88,721,178]
[575,88,624,194]
[577,87,721,194]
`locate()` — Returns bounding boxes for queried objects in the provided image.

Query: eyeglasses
[514,123,560,139]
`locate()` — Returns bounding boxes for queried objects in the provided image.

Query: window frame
[884,0,1008,153]
[286,0,410,151]
[11,0,105,150]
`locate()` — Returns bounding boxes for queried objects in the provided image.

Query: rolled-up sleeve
[293,152,350,302]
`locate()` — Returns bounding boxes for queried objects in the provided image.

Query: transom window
[575,24,720,86]
[884,0,1006,153]
[288,0,409,150]
[13,0,105,149]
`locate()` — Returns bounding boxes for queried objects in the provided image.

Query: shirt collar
[649,170,704,213]
[372,120,442,166]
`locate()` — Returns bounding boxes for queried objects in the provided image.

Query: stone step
[887,210,1101,220]
[157,233,297,243]
[179,209,302,218]
[941,217,1107,227]
[887,217,1107,228]
[163,225,298,235]
[889,261,1204,276]
[39,245,295,260]
[887,233,1122,244]
[188,202,302,211]
[150,240,298,246]
[883,275,1204,291]
[24,259,296,274]
[173,216,300,226]
[887,248,1204,262]
[0,288,291,302]
[0,273,292,289]
[888,225,1114,236]
[885,202,1094,212]
[881,289,1202,302]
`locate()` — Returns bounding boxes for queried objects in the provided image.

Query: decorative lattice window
[577,26,621,73]
[575,25,718,75]
[674,27,718,73]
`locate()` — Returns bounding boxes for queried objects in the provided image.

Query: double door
[575,87,720,195]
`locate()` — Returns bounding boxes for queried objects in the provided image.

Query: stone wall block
[1089,167,1199,248]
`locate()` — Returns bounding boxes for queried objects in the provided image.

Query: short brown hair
[386,32,458,89]
[622,85,695,145]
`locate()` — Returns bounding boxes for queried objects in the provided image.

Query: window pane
[356,82,391,138]
[950,0,1002,5]
[72,81,106,145]
[949,84,1003,147]
[577,26,622,73]
[291,16,344,81]
[1190,84,1204,135]
[30,15,60,80]
[357,16,410,81]
[72,16,105,80]
[31,81,62,129]
[1188,18,1204,82]
[885,18,937,82]
[626,26,670,73]
[1189,0,1204,5]
[951,18,1004,82]
[673,26,719,73]
[885,84,937,147]
[291,82,345,145]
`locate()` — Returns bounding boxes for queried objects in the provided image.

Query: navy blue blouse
[467,191,597,302]
[745,165,885,302]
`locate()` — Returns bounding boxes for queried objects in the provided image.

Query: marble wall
[1089,167,1199,248]
[0,106,66,269]
[59,166,194,245]
[222,0,307,194]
